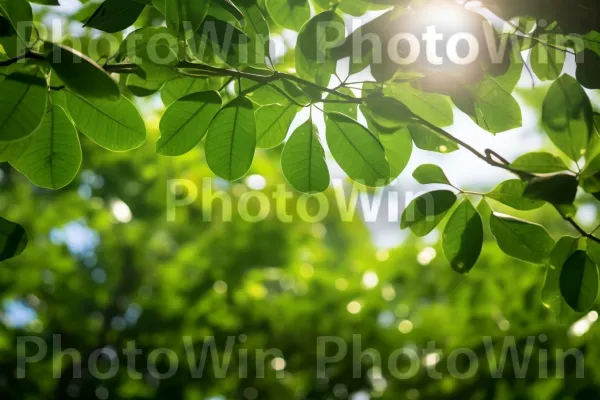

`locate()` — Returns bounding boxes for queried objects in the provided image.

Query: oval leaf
[486,179,544,211]
[265,0,309,32]
[157,91,222,156]
[413,164,451,185]
[401,190,457,237]
[205,97,256,180]
[560,250,599,312]
[511,152,569,173]
[295,11,344,86]
[542,74,593,161]
[442,198,483,274]
[46,43,120,100]
[10,105,81,189]
[326,112,390,187]
[281,120,329,193]
[256,103,298,149]
[490,212,555,264]
[0,66,47,142]
[66,92,146,151]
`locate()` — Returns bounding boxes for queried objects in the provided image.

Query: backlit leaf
[326,112,389,187]
[401,190,457,237]
[205,97,256,180]
[490,212,554,264]
[281,120,329,193]
[66,92,146,151]
[157,91,222,156]
[10,105,81,189]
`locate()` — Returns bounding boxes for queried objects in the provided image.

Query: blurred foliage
[0,130,600,399]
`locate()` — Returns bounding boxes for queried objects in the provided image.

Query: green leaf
[181,0,211,35]
[295,11,344,86]
[161,76,224,106]
[581,152,600,194]
[205,97,256,180]
[530,43,565,81]
[237,0,270,66]
[383,84,453,128]
[576,50,600,90]
[256,103,298,149]
[489,212,555,264]
[560,250,599,312]
[0,0,32,47]
[401,190,456,237]
[84,0,145,33]
[454,78,522,134]
[413,164,451,186]
[265,0,309,32]
[66,92,146,151]
[157,91,222,156]
[324,88,357,118]
[190,16,250,67]
[362,108,412,181]
[0,217,27,261]
[523,173,578,205]
[587,238,600,266]
[126,73,166,97]
[362,95,414,129]
[442,198,483,274]
[378,128,412,182]
[213,0,244,20]
[10,105,81,189]
[542,74,594,161]
[408,123,458,153]
[0,66,47,142]
[511,152,569,173]
[116,27,179,65]
[46,43,120,100]
[542,236,580,320]
[486,179,545,211]
[0,133,31,162]
[281,120,329,193]
[326,112,389,187]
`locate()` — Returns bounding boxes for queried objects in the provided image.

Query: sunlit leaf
[542,74,593,161]
[326,112,389,186]
[295,11,344,86]
[511,152,569,173]
[401,190,457,237]
[530,42,565,81]
[66,91,146,151]
[157,91,222,156]
[205,96,256,180]
[10,105,81,189]
[413,164,451,186]
[384,84,453,128]
[490,212,555,264]
[265,0,309,32]
[0,66,47,142]
[486,179,544,211]
[281,120,329,193]
[256,103,298,149]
